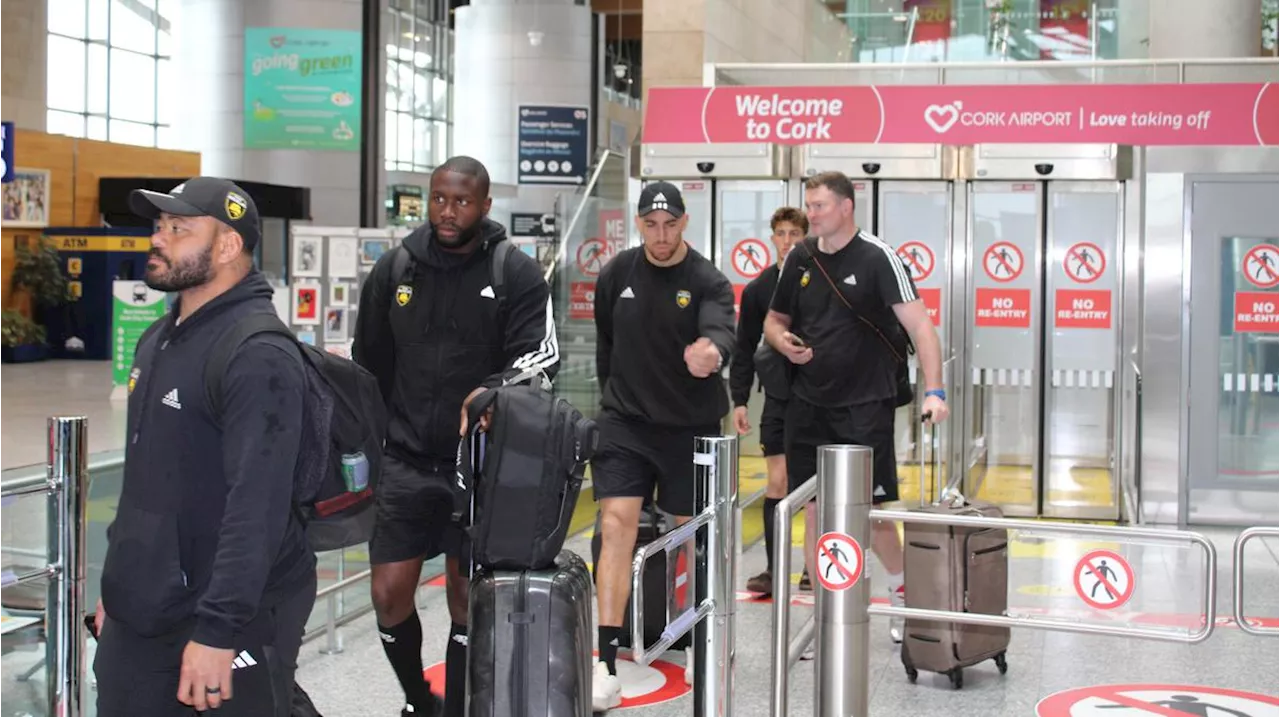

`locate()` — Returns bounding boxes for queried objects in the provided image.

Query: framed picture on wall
[329,282,349,307]
[324,307,348,343]
[292,282,321,325]
[360,238,392,266]
[292,235,323,278]
[3,168,51,228]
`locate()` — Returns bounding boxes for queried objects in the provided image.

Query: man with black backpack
[352,156,559,717]
[93,178,318,716]
[763,170,948,645]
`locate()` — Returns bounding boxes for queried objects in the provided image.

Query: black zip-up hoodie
[353,218,560,469]
[100,271,316,648]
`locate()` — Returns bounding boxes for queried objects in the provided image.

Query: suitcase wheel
[994,652,1008,675]
[904,666,918,683]
[948,668,963,690]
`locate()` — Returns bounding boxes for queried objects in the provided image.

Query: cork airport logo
[924,102,961,134]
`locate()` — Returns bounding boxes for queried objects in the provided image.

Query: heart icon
[924,104,959,134]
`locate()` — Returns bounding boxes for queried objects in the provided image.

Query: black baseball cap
[129,177,262,251]
[638,181,685,219]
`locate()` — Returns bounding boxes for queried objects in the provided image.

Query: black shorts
[760,396,787,457]
[369,453,470,565]
[784,397,898,504]
[590,409,720,517]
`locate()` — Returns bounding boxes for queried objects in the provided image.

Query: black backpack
[388,239,517,317]
[204,313,388,553]
[454,370,598,571]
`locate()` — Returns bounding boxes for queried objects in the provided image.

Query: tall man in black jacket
[353,156,559,717]
[94,177,317,716]
[589,182,736,712]
[729,206,807,597]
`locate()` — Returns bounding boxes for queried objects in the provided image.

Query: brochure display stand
[285,225,412,357]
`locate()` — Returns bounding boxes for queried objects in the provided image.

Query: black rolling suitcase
[467,550,594,717]
[589,502,692,651]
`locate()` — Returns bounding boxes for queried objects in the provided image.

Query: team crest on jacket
[676,290,691,308]
[395,284,413,307]
[128,366,141,394]
[800,269,811,287]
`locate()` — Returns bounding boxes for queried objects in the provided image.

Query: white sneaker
[592,660,622,712]
[684,646,693,685]
[889,583,906,644]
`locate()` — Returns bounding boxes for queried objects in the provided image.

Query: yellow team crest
[800,269,811,287]
[395,284,413,307]
[127,366,141,395]
[676,290,691,308]
[225,191,247,220]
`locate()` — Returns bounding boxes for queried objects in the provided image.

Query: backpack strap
[203,313,298,422]
[489,238,516,318]
[387,244,413,305]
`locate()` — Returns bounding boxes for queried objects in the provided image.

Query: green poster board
[243,27,362,151]
[112,281,168,388]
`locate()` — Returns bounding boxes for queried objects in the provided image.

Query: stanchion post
[814,444,873,717]
[692,435,738,717]
[46,416,88,717]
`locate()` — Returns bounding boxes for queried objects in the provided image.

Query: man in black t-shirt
[589,181,736,711]
[764,170,949,645]
[729,206,807,597]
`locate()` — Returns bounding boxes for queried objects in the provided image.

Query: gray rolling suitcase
[900,418,1010,689]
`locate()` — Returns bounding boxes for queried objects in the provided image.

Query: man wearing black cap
[589,181,735,711]
[92,177,318,716]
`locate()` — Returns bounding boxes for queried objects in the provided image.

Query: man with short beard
[353,156,559,717]
[93,177,318,716]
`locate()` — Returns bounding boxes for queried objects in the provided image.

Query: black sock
[599,625,621,675]
[444,622,468,717]
[763,497,780,575]
[378,612,430,710]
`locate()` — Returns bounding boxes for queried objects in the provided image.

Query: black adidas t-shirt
[769,232,919,408]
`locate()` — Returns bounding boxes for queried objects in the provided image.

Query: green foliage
[1,309,46,348]
[10,238,68,308]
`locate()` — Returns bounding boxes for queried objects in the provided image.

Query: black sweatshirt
[728,263,780,407]
[594,245,736,427]
[101,271,315,648]
[353,218,559,466]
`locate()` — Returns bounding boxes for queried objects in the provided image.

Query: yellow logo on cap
[225,192,247,220]
[800,269,811,287]
[676,290,691,308]
[395,284,413,307]
[128,366,141,395]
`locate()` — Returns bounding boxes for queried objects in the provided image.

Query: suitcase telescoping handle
[921,412,966,508]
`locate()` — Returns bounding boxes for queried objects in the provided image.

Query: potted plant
[6,237,68,361]
[1,309,48,363]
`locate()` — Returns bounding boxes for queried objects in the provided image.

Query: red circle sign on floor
[424,653,690,709]
[1036,683,1279,716]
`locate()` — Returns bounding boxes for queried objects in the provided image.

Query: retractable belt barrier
[630,435,739,717]
[768,443,1279,717]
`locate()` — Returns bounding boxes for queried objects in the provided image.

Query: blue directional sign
[517,105,590,185]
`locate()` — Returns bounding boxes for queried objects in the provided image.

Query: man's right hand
[732,406,751,435]
[94,597,104,637]
[777,332,814,365]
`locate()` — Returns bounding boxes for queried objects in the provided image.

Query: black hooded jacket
[101,271,316,649]
[353,218,560,469]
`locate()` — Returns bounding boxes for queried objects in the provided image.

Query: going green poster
[243,27,362,151]
[112,281,168,388]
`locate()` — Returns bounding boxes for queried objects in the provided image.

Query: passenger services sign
[642,83,1278,146]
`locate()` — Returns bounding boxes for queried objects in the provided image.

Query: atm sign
[1054,289,1112,329]
[1234,291,1279,333]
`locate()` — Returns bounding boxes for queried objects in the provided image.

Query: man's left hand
[177,641,235,710]
[684,337,721,378]
[922,394,949,425]
[460,386,494,436]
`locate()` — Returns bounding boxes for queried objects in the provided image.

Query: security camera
[527,30,544,46]
[696,161,715,174]
[861,162,882,175]
[613,63,627,79]
[1034,163,1054,176]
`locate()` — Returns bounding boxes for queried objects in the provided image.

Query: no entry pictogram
[1242,243,1279,289]
[814,531,864,592]
[983,242,1024,282]
[897,241,935,283]
[576,238,607,277]
[1064,241,1107,284]
[731,238,770,280]
[1036,683,1280,716]
[1073,549,1134,611]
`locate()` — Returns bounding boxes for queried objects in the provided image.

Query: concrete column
[175,0,375,225]
[1147,0,1262,59]
[2,0,49,131]
[453,0,593,221]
